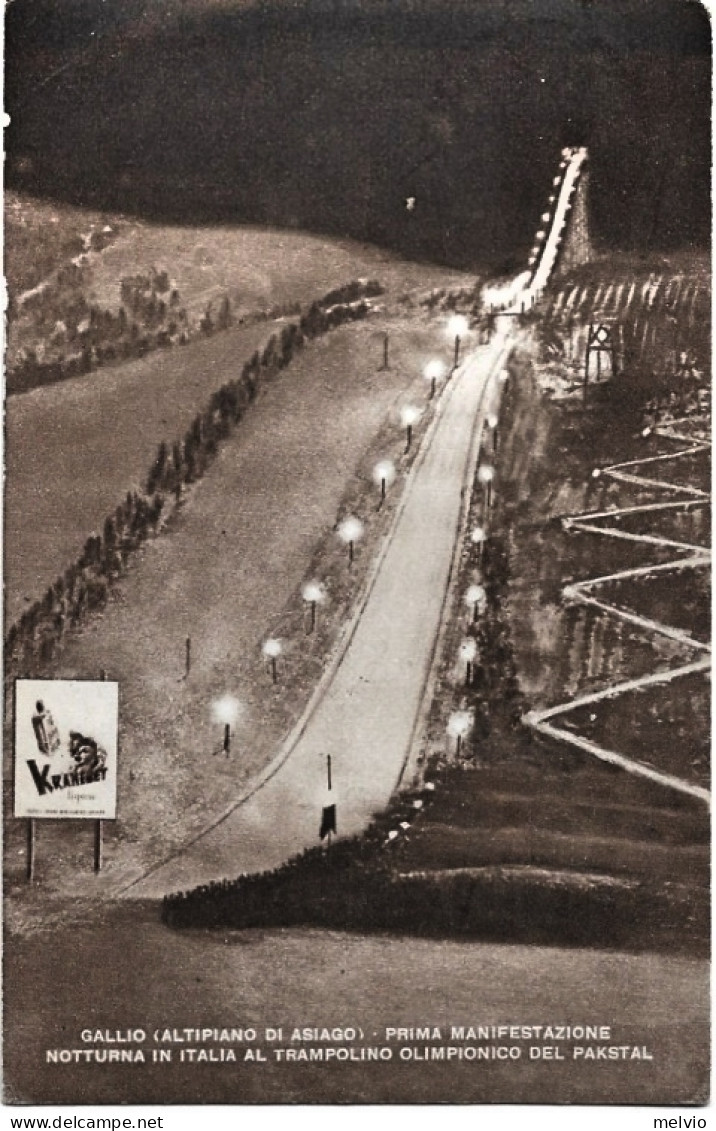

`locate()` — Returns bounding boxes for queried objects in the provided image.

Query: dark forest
[5,0,711,270]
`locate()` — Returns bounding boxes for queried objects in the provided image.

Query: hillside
[4,307,476,913]
[161,252,710,958]
[5,192,473,393]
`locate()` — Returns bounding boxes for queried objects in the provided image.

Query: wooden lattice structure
[584,320,621,401]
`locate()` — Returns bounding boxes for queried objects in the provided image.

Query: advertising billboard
[14,679,118,820]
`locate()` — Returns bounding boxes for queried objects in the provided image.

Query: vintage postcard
[3,0,710,1112]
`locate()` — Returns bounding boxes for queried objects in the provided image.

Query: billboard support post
[94,819,103,872]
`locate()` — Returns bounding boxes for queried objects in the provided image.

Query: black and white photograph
[2,0,711,1113]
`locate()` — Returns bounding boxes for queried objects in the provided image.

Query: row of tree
[5,490,165,673]
[419,283,480,315]
[318,279,383,307]
[161,826,685,950]
[10,276,384,396]
[9,321,191,394]
[9,267,193,395]
[5,290,375,685]
[145,297,372,496]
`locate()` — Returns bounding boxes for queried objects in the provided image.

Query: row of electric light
[333,316,477,842]
[527,150,586,289]
[384,342,515,843]
[214,317,478,756]
[483,152,584,317]
[384,441,501,840]
[386,588,488,840]
[442,366,509,758]
[324,154,583,827]
[253,317,475,699]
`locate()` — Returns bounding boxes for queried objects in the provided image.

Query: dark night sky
[5,0,711,269]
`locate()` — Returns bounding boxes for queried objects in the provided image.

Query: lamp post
[486,412,499,452]
[400,404,421,452]
[302,580,326,634]
[478,463,495,512]
[482,285,497,314]
[262,637,282,683]
[424,359,445,400]
[447,314,469,369]
[470,525,486,563]
[337,516,364,565]
[212,695,241,757]
[373,459,396,504]
[459,638,478,686]
[447,710,473,758]
[379,331,390,371]
[465,583,487,624]
[319,753,338,846]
